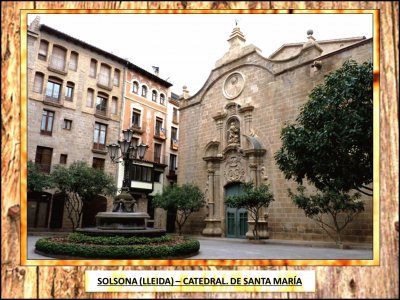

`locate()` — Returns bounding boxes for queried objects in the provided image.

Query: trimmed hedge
[35,236,200,259]
[68,233,172,245]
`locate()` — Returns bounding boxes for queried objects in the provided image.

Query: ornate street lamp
[137,143,149,160]
[107,130,149,190]
[106,130,149,213]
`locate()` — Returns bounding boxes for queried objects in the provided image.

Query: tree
[275,60,373,196]
[274,60,373,244]
[153,183,206,235]
[224,182,274,240]
[27,161,54,192]
[51,161,117,231]
[288,186,364,245]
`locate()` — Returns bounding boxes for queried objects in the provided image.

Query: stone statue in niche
[227,121,240,145]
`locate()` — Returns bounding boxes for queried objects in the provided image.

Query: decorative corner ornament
[223,72,245,100]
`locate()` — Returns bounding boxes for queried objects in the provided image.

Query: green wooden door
[225,183,248,239]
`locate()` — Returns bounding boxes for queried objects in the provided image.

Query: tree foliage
[274,60,373,196]
[27,161,54,192]
[51,161,117,231]
[289,186,364,244]
[153,183,206,235]
[274,60,372,244]
[225,182,274,240]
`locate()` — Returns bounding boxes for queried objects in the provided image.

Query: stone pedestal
[202,219,223,236]
[96,212,149,230]
[245,220,269,239]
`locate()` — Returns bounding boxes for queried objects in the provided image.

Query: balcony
[92,143,107,154]
[43,95,62,107]
[170,139,178,151]
[48,56,67,75]
[130,124,145,135]
[154,128,167,141]
[97,74,113,91]
[166,169,177,181]
[94,108,109,120]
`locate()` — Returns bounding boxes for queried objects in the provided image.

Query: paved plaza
[27,235,373,261]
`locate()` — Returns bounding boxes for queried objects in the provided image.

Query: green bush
[35,236,200,259]
[68,233,172,245]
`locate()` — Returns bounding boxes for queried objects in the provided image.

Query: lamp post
[106,129,148,212]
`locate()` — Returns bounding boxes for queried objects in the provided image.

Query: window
[111,97,118,114]
[171,127,178,140]
[50,46,66,72]
[152,90,157,102]
[38,40,49,61]
[154,143,162,163]
[65,81,74,101]
[171,127,178,149]
[130,165,152,182]
[63,119,72,130]
[155,117,164,137]
[131,109,141,128]
[93,122,107,150]
[173,107,179,123]
[95,94,108,116]
[90,59,97,78]
[160,93,165,105]
[86,88,94,107]
[141,85,147,98]
[40,110,54,135]
[35,146,53,173]
[69,51,78,71]
[60,154,67,165]
[99,64,111,87]
[33,72,44,93]
[113,69,120,86]
[132,81,139,93]
[92,157,105,170]
[45,80,62,102]
[169,154,177,172]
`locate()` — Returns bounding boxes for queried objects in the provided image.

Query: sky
[27,13,373,95]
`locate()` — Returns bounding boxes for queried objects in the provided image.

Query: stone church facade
[178,27,373,243]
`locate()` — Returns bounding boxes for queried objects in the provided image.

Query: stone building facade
[27,17,125,229]
[178,27,373,243]
[118,65,174,229]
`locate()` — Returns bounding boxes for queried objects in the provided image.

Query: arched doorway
[225,182,248,238]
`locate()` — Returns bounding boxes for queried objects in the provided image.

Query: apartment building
[119,65,174,229]
[27,17,125,229]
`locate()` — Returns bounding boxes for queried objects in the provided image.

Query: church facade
[178,27,373,243]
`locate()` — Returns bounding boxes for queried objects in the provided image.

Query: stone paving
[27,235,373,261]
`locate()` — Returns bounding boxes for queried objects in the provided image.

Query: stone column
[202,162,222,236]
[207,168,215,218]
[239,105,254,134]
[249,162,258,187]
[216,119,224,149]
